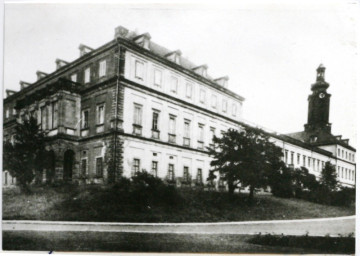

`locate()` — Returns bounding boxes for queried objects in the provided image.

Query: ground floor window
[196,168,203,184]
[168,164,175,181]
[81,159,87,176]
[133,158,140,174]
[96,157,103,177]
[152,161,158,177]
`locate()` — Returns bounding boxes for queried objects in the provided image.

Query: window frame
[81,109,90,129]
[84,67,91,84]
[135,60,145,80]
[95,157,103,177]
[99,59,107,78]
[96,104,105,125]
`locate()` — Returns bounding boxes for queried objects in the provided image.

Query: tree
[3,116,46,193]
[320,161,339,192]
[208,127,284,202]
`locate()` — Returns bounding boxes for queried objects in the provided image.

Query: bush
[299,186,355,207]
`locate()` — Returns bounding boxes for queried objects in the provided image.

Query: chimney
[6,89,16,97]
[214,76,229,88]
[20,81,31,90]
[114,26,129,38]
[55,58,69,70]
[165,50,182,65]
[192,64,208,77]
[36,71,48,80]
[133,33,151,50]
[79,44,94,57]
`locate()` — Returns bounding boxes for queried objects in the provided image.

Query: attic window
[310,136,318,143]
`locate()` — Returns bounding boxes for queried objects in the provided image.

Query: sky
[3,1,358,146]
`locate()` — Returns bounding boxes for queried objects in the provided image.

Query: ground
[2,185,355,222]
[3,231,354,253]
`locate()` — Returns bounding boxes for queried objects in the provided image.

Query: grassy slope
[3,231,324,253]
[2,185,355,222]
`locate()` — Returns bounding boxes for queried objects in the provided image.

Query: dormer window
[310,135,318,143]
[192,65,208,77]
[134,33,151,50]
[165,50,181,65]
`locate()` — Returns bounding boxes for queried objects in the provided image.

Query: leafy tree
[320,161,339,192]
[292,167,318,197]
[208,127,284,202]
[3,116,46,193]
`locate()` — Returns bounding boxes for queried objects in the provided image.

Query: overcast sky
[3,1,358,145]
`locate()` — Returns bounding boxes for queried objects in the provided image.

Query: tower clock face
[319,93,325,98]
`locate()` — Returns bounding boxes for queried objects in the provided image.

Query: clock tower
[304,64,332,133]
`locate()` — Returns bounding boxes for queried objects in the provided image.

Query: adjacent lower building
[3,26,355,188]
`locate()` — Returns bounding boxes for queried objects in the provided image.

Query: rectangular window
[96,157,103,177]
[135,61,144,80]
[151,111,160,139]
[4,172,8,185]
[196,168,203,184]
[303,155,306,167]
[186,83,192,98]
[342,150,344,158]
[308,157,311,167]
[71,73,77,82]
[50,101,58,129]
[183,166,190,182]
[338,148,340,156]
[84,67,91,83]
[313,159,316,170]
[198,124,204,149]
[338,166,340,177]
[132,158,140,174]
[99,60,107,77]
[133,104,143,135]
[200,89,205,103]
[297,154,300,165]
[154,69,162,87]
[152,161,158,177]
[81,159,87,176]
[232,104,237,116]
[183,120,190,146]
[317,160,320,171]
[346,152,348,160]
[222,99,227,112]
[290,152,294,165]
[169,115,176,143]
[209,127,215,147]
[168,164,175,181]
[81,109,89,129]
[285,150,288,164]
[96,104,105,125]
[341,167,344,178]
[5,109,9,118]
[211,95,217,108]
[170,76,178,93]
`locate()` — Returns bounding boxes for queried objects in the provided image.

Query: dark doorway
[46,150,56,183]
[63,150,75,181]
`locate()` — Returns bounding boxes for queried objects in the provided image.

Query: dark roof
[286,130,356,152]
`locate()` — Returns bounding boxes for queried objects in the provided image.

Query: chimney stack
[36,71,48,80]
[165,50,182,65]
[192,64,208,77]
[214,76,229,88]
[133,33,151,50]
[114,26,129,38]
[79,44,94,57]
[6,89,16,97]
[55,58,69,69]
[20,81,31,90]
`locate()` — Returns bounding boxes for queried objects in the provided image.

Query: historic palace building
[3,26,356,188]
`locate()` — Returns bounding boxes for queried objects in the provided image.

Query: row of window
[133,158,204,183]
[284,150,325,172]
[337,148,355,162]
[80,157,103,177]
[133,104,223,149]
[71,59,107,84]
[337,166,355,181]
[134,60,238,117]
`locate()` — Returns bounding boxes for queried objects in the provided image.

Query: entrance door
[63,150,75,181]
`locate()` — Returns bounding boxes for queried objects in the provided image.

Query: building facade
[3,26,356,188]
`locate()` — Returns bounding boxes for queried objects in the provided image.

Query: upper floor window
[151,110,160,139]
[342,150,344,158]
[198,124,204,149]
[170,76,178,94]
[41,106,47,130]
[209,127,215,147]
[232,104,237,117]
[5,109,9,118]
[211,95,217,109]
[308,157,311,167]
[154,69,162,87]
[96,104,105,125]
[71,73,77,82]
[50,101,58,129]
[99,60,107,77]
[81,109,89,129]
[135,61,144,80]
[183,119,190,146]
[186,83,192,98]
[284,150,288,164]
[346,151,348,160]
[133,104,143,135]
[84,67,91,83]
[13,108,17,115]
[297,154,300,165]
[222,99,227,113]
[303,155,306,167]
[338,148,340,156]
[290,152,294,165]
[199,89,206,103]
[169,115,176,143]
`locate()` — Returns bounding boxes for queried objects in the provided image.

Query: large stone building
[3,26,356,188]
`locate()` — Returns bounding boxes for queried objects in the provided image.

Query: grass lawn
[2,185,355,222]
[2,231,331,253]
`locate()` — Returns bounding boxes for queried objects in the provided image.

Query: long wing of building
[3,26,355,188]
